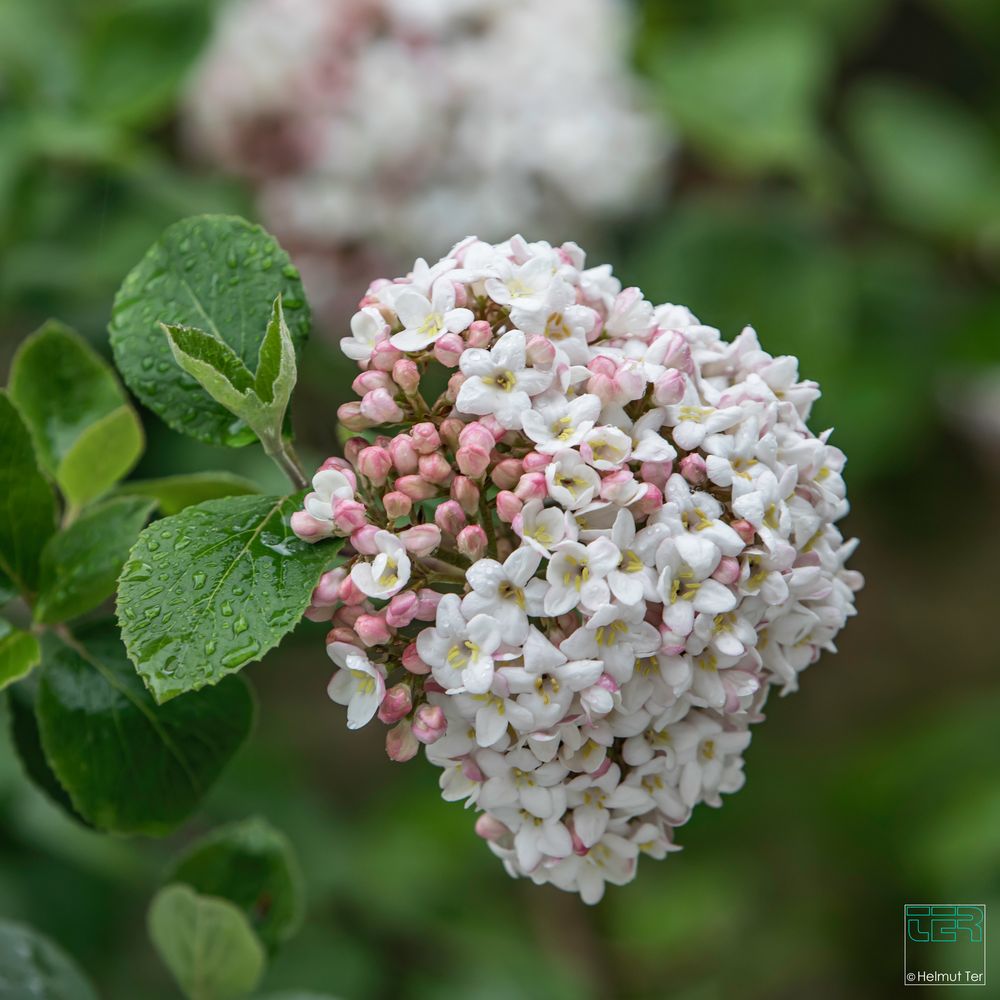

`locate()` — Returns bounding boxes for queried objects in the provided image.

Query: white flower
[341,306,388,362]
[389,281,474,352]
[514,498,570,556]
[522,393,602,453]
[484,255,560,312]
[544,537,620,616]
[350,530,411,598]
[417,594,502,694]
[326,643,386,729]
[456,330,554,429]
[560,602,661,682]
[303,467,355,522]
[461,546,546,643]
[545,450,602,509]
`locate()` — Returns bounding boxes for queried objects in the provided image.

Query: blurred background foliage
[1,0,998,997]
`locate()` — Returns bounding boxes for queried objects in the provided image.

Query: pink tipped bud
[360,388,404,424]
[304,604,333,623]
[456,445,491,479]
[526,335,556,367]
[632,483,664,516]
[456,525,488,560]
[445,373,465,403]
[433,333,465,367]
[521,451,549,473]
[338,576,366,606]
[475,813,510,841]
[319,455,354,476]
[402,641,430,674]
[639,460,672,489]
[312,568,346,607]
[350,524,381,555]
[712,556,741,586]
[332,498,368,534]
[352,370,392,395]
[458,421,495,453]
[452,281,468,308]
[451,476,480,515]
[434,499,467,536]
[399,524,442,557]
[466,319,493,348]
[412,704,447,745]
[333,603,365,629]
[599,469,636,503]
[326,626,360,646]
[388,434,419,474]
[730,518,756,545]
[439,418,464,450]
[385,590,419,628]
[653,367,686,405]
[392,358,421,395]
[490,458,523,490]
[383,491,412,520]
[385,720,419,762]
[514,471,547,501]
[418,452,454,485]
[290,510,332,541]
[410,422,441,454]
[337,401,372,431]
[370,340,403,372]
[357,445,393,486]
[496,491,523,523]
[378,683,413,725]
[355,613,392,647]
[394,474,439,501]
[588,356,617,377]
[679,453,707,485]
[343,437,369,466]
[478,415,506,442]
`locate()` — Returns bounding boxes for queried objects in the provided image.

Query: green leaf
[35,623,255,835]
[109,215,310,447]
[254,295,297,413]
[0,919,98,1000]
[0,391,57,596]
[0,618,39,690]
[7,674,88,823]
[117,494,341,703]
[846,79,1000,240]
[148,884,266,1000]
[0,567,15,606]
[115,472,260,515]
[7,320,143,492]
[55,404,145,509]
[170,817,304,952]
[35,496,157,624]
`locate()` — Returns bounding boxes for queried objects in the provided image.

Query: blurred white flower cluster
[292,233,863,903]
[185,0,669,326]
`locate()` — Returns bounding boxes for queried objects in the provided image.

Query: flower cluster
[292,234,863,903]
[184,0,668,327]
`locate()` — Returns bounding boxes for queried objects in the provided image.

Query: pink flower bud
[490,458,523,490]
[383,491,412,520]
[385,590,419,628]
[457,525,487,560]
[303,604,334,623]
[332,498,368,534]
[639,460,672,489]
[336,401,372,431]
[599,469,636,503]
[418,452,454,485]
[412,704,447,745]
[355,613,392,646]
[395,474,439,501]
[410,422,441,454]
[632,483,664,516]
[730,519,756,545]
[458,421,495,453]
[357,445,393,485]
[679,453,707,485]
[402,641,430,674]
[370,340,403,372]
[452,281,468,308]
[475,814,510,842]
[496,491,523,523]
[439,418,464,450]
[433,333,465,367]
[414,589,443,621]
[385,720,419,762]
[388,434,419,474]
[588,355,617,377]
[478,415,506,441]
[434,500,467,536]
[521,451,549,473]
[338,576,366,606]
[653,367,686,405]
[712,556,741,586]
[352,370,393,395]
[399,524,442,557]
[326,626,360,646]
[377,683,413,725]
[392,358,420,395]
[360,388,404,424]
[466,320,493,348]
[333,602,365,629]
[526,335,556,367]
[456,445,491,479]
[350,524,381,554]
[319,455,355,479]
[312,568,346,607]
[343,438,368,466]
[451,476,480,515]
[290,511,332,541]
[514,471,547,501]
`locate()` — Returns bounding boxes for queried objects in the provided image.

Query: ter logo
[906,905,984,944]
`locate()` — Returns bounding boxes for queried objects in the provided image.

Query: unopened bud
[457,525,487,560]
[377,683,413,725]
[412,704,447,744]
[385,720,419,762]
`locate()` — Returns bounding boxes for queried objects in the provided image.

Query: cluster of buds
[292,234,863,903]
[184,0,668,328]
